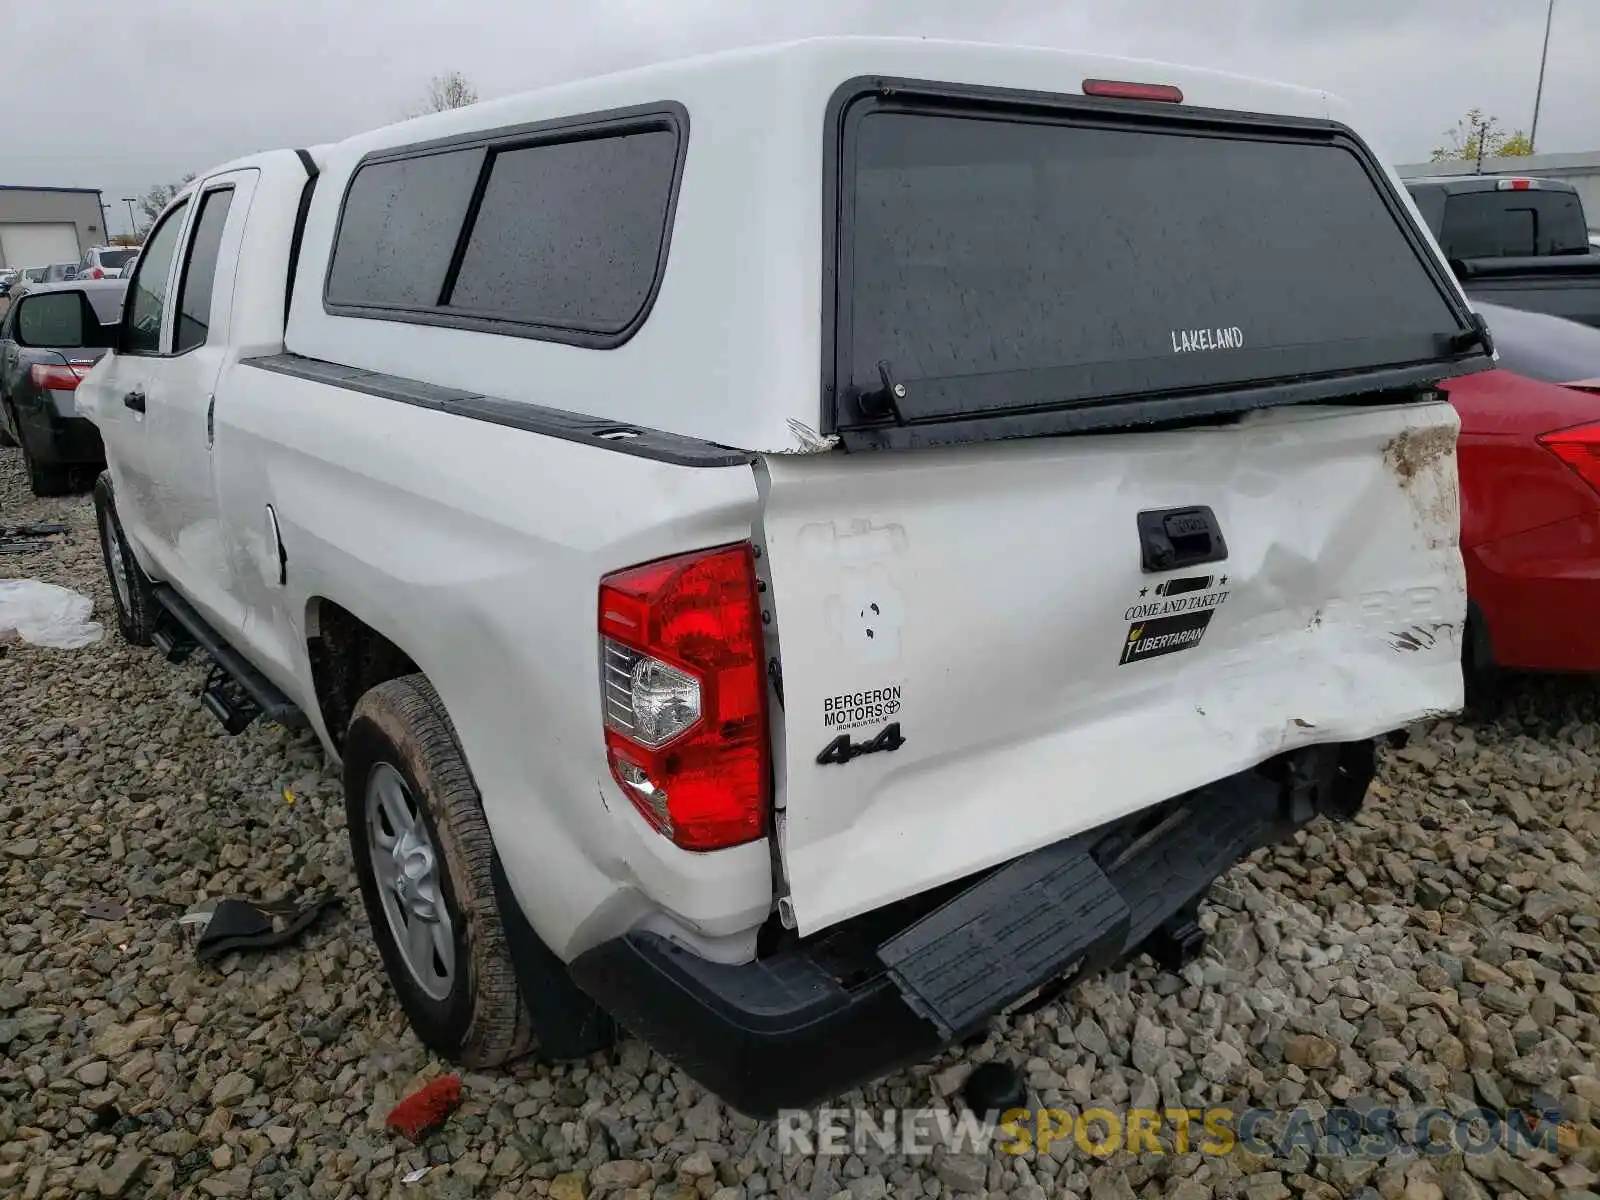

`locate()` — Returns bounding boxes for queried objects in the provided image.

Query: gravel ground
[2,443,1599,1200]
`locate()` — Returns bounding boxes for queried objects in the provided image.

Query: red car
[1443,302,1600,675]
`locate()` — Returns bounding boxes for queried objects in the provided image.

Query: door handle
[1137,506,1228,573]
[123,390,146,413]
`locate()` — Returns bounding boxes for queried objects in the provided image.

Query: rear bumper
[14,401,103,466]
[570,744,1371,1117]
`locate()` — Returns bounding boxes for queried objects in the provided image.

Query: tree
[1497,132,1535,159]
[1429,109,1533,164]
[136,173,196,235]
[108,233,142,248]
[411,71,479,116]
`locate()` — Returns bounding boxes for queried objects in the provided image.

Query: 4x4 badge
[816,722,905,766]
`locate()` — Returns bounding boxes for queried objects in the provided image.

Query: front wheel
[93,473,159,645]
[344,674,536,1067]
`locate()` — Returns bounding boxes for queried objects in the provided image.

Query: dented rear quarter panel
[211,364,774,962]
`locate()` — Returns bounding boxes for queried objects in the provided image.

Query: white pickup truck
[25,38,1490,1115]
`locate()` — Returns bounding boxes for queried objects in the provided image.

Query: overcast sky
[11,0,1596,238]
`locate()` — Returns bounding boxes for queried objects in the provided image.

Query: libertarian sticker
[822,684,903,732]
[1121,610,1215,665]
[1119,573,1231,665]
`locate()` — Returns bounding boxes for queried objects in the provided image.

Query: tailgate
[759,401,1465,935]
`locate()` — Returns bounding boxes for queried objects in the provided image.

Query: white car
[78,245,139,280]
[58,38,1489,1115]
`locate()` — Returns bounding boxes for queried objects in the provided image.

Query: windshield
[841,105,1472,425]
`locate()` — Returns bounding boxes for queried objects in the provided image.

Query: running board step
[151,626,197,663]
[202,663,259,736]
[151,585,307,734]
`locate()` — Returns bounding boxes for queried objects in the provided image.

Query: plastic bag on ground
[0,579,104,649]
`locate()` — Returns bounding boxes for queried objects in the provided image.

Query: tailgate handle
[1137,506,1227,572]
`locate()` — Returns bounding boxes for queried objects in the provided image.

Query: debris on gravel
[2,445,1598,1199]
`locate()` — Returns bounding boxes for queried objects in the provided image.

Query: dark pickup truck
[1406,174,1600,329]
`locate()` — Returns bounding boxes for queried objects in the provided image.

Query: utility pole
[1474,115,1495,175]
[121,198,139,238]
[1530,0,1555,154]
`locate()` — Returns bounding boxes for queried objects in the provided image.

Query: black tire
[344,674,536,1067]
[19,428,72,496]
[0,403,15,448]
[1462,600,1499,712]
[93,472,160,646]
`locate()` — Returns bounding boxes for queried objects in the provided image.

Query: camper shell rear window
[826,81,1487,447]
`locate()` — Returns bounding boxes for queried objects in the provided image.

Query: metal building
[0,185,109,271]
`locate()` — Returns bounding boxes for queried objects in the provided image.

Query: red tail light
[598,543,769,851]
[1083,78,1184,103]
[86,266,105,279]
[1539,421,1600,495]
[30,363,91,390]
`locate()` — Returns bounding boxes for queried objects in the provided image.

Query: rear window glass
[1440,190,1590,259]
[447,130,678,333]
[98,249,136,269]
[842,110,1469,421]
[326,148,485,309]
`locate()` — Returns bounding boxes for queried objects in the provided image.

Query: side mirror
[13,289,113,350]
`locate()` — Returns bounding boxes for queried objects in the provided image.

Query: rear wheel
[0,403,15,448]
[93,473,159,646]
[344,674,536,1067]
[1462,601,1499,710]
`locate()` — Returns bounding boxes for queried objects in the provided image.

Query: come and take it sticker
[1119,573,1230,666]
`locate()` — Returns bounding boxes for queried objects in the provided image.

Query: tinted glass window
[99,249,137,269]
[1442,193,1536,258]
[844,111,1464,419]
[124,198,189,354]
[446,130,677,332]
[1441,190,1590,259]
[326,148,483,308]
[1406,185,1448,239]
[175,188,234,353]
